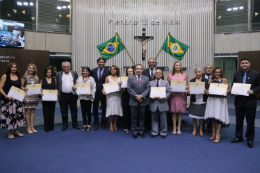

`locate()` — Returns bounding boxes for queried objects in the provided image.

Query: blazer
[149,79,171,112]
[232,69,260,108]
[187,77,208,102]
[202,73,211,81]
[56,70,78,99]
[127,75,151,106]
[142,68,164,81]
[92,67,110,95]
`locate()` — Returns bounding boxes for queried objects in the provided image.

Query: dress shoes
[231,138,243,143]
[161,135,166,139]
[133,134,138,139]
[73,126,80,130]
[139,133,145,138]
[151,135,156,138]
[102,124,107,130]
[247,140,254,148]
[61,127,68,131]
[94,125,98,131]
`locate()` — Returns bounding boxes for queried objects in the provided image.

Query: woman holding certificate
[167,60,188,135]
[0,62,25,139]
[102,65,123,132]
[21,63,39,134]
[205,67,230,143]
[40,67,57,132]
[187,67,208,137]
[72,67,96,131]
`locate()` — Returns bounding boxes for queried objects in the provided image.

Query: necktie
[243,73,247,83]
[98,68,102,80]
[150,69,154,79]
[138,77,141,87]
[156,80,159,87]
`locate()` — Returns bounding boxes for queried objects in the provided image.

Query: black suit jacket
[92,67,110,96]
[142,68,164,81]
[232,69,260,109]
[202,73,211,81]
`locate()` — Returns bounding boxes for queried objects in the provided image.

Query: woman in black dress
[121,67,134,133]
[40,67,57,132]
[0,62,25,139]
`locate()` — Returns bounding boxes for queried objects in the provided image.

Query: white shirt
[62,72,74,93]
[155,79,161,86]
[149,68,156,77]
[136,75,142,81]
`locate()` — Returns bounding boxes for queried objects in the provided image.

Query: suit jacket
[232,69,260,108]
[127,75,151,106]
[142,68,164,81]
[56,70,78,99]
[202,73,211,81]
[149,79,171,112]
[92,67,110,96]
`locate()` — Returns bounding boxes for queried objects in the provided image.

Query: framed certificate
[7,86,26,102]
[150,87,166,98]
[209,83,228,96]
[42,90,58,101]
[171,80,186,92]
[189,82,205,94]
[76,84,91,95]
[103,81,120,94]
[231,83,251,96]
[120,77,128,88]
[26,84,41,95]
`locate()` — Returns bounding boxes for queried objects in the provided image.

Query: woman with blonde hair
[167,60,188,135]
[21,63,39,134]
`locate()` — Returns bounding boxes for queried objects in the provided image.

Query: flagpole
[155,32,171,60]
[117,33,135,66]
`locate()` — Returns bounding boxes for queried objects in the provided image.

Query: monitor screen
[0,19,25,48]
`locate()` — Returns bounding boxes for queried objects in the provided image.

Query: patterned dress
[23,76,38,109]
[167,73,188,113]
[0,73,25,130]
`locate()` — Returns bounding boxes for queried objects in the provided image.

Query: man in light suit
[231,57,260,148]
[150,69,171,138]
[56,61,79,131]
[128,64,151,139]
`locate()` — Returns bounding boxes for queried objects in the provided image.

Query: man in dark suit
[142,58,164,132]
[231,58,260,148]
[128,64,151,139]
[56,61,79,131]
[92,57,110,131]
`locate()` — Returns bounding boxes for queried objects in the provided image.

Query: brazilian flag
[161,34,189,61]
[97,34,125,60]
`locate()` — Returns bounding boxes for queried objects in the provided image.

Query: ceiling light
[218,16,221,19]
[57,6,62,10]
[7,14,11,17]
[17,2,22,6]
[67,5,70,8]
[30,2,34,6]
[255,12,259,17]
[23,2,28,6]
[66,14,70,18]
[22,10,26,14]
[59,14,62,18]
[233,7,238,11]
[31,17,35,20]
[239,6,244,10]
[13,9,17,13]
[55,19,59,22]
[62,6,67,9]
[227,8,232,11]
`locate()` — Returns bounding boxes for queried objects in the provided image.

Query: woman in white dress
[205,67,230,143]
[102,65,123,132]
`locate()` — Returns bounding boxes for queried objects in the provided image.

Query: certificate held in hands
[150,87,166,98]
[103,81,120,94]
[76,84,91,95]
[7,86,26,102]
[171,80,186,92]
[120,77,128,88]
[27,84,41,95]
[209,83,228,96]
[189,82,205,94]
[231,83,251,96]
[42,90,58,101]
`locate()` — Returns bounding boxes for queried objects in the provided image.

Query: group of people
[0,57,259,148]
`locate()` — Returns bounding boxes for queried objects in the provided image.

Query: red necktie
[138,77,141,87]
[98,68,102,80]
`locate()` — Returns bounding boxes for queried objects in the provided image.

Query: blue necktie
[156,80,159,87]
[243,73,247,83]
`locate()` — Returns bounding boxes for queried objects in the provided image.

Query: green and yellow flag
[97,34,125,60]
[161,34,189,61]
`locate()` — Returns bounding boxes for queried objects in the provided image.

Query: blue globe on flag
[107,44,115,52]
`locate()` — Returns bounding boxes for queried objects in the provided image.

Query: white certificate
[7,86,26,102]
[209,83,228,96]
[171,80,186,92]
[42,90,58,101]
[120,77,128,88]
[150,87,166,98]
[26,84,41,95]
[189,82,205,94]
[76,84,91,95]
[231,83,251,96]
[103,81,120,94]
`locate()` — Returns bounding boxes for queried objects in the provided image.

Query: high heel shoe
[32,128,38,133]
[192,130,197,136]
[172,126,176,135]
[214,134,221,143]
[113,123,118,131]
[199,131,204,137]
[82,126,87,131]
[210,134,215,140]
[14,131,24,137]
[177,127,181,135]
[110,122,113,132]
[124,129,129,133]
[26,128,33,134]
[8,132,14,139]
[87,125,91,131]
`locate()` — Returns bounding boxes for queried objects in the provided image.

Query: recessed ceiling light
[23,2,28,6]
[17,2,22,6]
[227,8,232,11]
[57,6,62,10]
[62,6,67,9]
[218,16,221,19]
[233,7,238,11]
[30,2,34,6]
[255,12,259,17]
[68,5,70,8]
[239,6,244,10]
